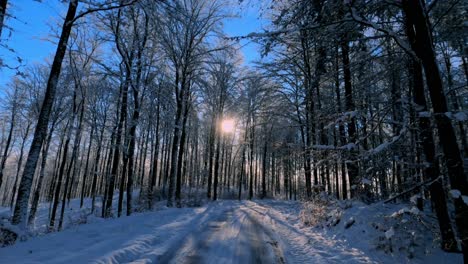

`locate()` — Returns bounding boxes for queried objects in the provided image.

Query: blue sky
[0,0,264,87]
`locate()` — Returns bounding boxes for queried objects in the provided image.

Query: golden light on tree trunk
[221,119,235,133]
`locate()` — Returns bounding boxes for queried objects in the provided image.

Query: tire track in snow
[156,202,285,264]
[94,203,223,264]
[249,200,378,264]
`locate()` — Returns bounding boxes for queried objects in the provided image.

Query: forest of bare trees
[0,0,467,261]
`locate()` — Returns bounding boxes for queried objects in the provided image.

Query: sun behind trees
[0,0,467,262]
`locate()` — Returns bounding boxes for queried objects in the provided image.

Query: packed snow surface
[0,200,462,263]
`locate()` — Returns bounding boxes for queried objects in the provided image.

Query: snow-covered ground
[0,199,463,263]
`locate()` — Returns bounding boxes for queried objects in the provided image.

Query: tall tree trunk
[175,98,190,207]
[148,95,161,208]
[403,0,468,259]
[28,120,56,225]
[341,37,359,198]
[408,55,458,251]
[0,99,15,190]
[261,133,267,199]
[80,124,95,208]
[10,122,31,209]
[12,0,78,227]
[167,82,183,207]
[248,117,255,200]
[105,79,128,217]
[206,114,216,199]
[49,121,72,229]
[213,115,222,201]
[91,117,106,214]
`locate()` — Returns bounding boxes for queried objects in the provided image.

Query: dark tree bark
[206,114,216,199]
[175,97,190,207]
[0,95,15,190]
[248,118,255,200]
[80,124,95,208]
[10,122,31,209]
[261,132,267,199]
[167,79,183,207]
[12,0,78,227]
[148,94,161,208]
[213,115,222,201]
[403,0,468,259]
[28,119,56,225]
[341,37,359,198]
[105,77,128,217]
[49,120,72,229]
[408,56,458,251]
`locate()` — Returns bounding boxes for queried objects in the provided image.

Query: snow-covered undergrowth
[0,186,242,248]
[297,196,462,263]
[0,194,463,263]
[0,188,209,245]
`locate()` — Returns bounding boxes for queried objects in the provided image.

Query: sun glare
[221,119,235,133]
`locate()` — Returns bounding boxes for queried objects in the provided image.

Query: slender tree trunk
[0,101,15,190]
[167,79,183,207]
[49,120,72,229]
[261,132,267,199]
[91,119,106,214]
[175,98,190,207]
[148,95,161,208]
[341,37,359,198]
[105,80,128,217]
[248,118,255,200]
[12,0,78,227]
[207,114,216,199]
[80,124,95,208]
[28,121,56,225]
[10,122,31,209]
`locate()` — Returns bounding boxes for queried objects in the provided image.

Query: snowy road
[157,204,285,264]
[1,200,392,263]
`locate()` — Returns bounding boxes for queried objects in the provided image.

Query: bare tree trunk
[58,97,85,230]
[206,114,216,199]
[403,0,468,259]
[105,79,128,217]
[341,37,359,198]
[80,124,95,208]
[0,97,15,190]
[49,120,72,229]
[408,55,458,251]
[248,117,255,200]
[10,122,31,209]
[213,116,222,201]
[12,0,78,227]
[167,85,183,207]
[148,95,161,208]
[28,120,56,225]
[91,116,106,214]
[176,98,190,207]
[261,133,267,199]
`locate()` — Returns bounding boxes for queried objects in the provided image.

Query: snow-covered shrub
[300,201,327,226]
[66,208,92,227]
[373,206,433,259]
[0,213,21,247]
[0,227,17,247]
[185,187,205,207]
[300,195,344,227]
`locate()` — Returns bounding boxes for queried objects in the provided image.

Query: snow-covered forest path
[1,200,377,264]
[157,202,285,264]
